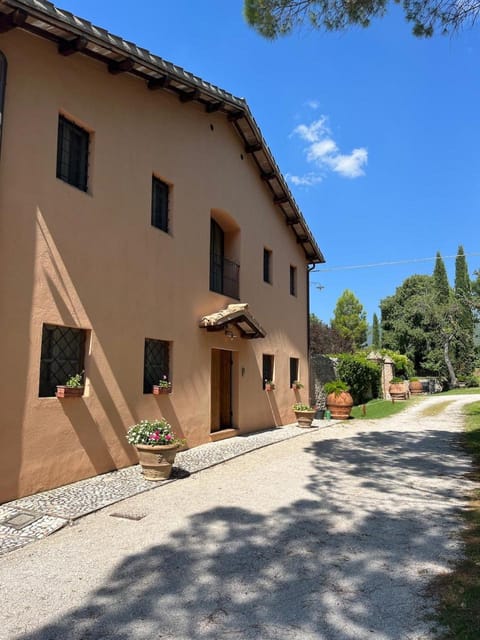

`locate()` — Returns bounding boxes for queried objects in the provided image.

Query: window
[144,338,170,393]
[56,115,89,191]
[151,176,169,232]
[290,265,297,296]
[210,218,239,298]
[262,354,274,389]
[0,51,6,159]
[290,358,299,387]
[263,248,272,284]
[39,324,86,397]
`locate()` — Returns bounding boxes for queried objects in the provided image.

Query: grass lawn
[437,387,480,396]
[432,401,480,639]
[350,398,413,420]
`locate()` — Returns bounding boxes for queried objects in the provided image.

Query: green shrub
[336,354,381,404]
[323,380,350,396]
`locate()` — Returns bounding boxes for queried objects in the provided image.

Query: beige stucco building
[0,0,324,503]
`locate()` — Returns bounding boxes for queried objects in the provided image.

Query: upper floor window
[0,51,7,159]
[151,176,169,233]
[210,218,239,299]
[39,324,86,397]
[144,338,170,393]
[263,248,272,284]
[56,115,89,192]
[290,265,297,296]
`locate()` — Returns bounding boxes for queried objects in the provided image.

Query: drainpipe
[0,52,7,161]
[307,264,315,404]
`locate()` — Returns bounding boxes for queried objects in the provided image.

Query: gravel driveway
[1,394,479,640]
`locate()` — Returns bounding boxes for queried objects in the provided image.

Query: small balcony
[210,255,239,300]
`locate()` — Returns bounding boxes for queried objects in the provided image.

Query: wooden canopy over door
[211,349,232,432]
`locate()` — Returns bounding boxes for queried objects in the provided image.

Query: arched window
[0,51,7,158]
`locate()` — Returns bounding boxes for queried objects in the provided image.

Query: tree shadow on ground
[16,428,472,640]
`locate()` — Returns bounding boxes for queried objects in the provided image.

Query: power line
[311,252,480,273]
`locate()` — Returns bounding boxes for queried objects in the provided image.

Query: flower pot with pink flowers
[126,418,185,481]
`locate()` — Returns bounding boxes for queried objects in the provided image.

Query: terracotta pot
[389,383,407,400]
[294,409,316,428]
[325,391,354,420]
[265,384,275,391]
[152,385,172,395]
[56,385,84,398]
[409,380,423,395]
[135,443,179,481]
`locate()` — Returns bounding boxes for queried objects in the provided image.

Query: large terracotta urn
[409,380,423,395]
[325,391,354,420]
[135,443,179,480]
[389,383,407,400]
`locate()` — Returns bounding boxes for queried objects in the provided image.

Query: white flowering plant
[126,419,184,447]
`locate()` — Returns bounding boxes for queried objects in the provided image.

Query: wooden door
[211,349,232,432]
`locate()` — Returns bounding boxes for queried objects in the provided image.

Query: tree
[372,313,380,348]
[244,0,480,39]
[381,253,474,387]
[331,289,367,350]
[309,313,353,355]
[432,251,450,304]
[380,274,436,373]
[454,245,475,375]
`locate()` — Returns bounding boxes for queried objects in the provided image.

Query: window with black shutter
[39,324,86,397]
[144,339,170,393]
[290,357,299,387]
[56,115,89,191]
[290,265,297,296]
[263,248,272,284]
[151,176,169,232]
[262,354,274,389]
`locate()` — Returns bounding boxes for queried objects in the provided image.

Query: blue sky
[57,0,480,324]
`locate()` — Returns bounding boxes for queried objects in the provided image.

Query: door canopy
[199,304,266,339]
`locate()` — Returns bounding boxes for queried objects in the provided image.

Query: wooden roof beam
[179,88,199,102]
[228,110,245,122]
[205,101,225,113]
[108,58,134,75]
[261,171,276,181]
[245,142,262,154]
[0,9,27,33]
[58,36,88,56]
[273,195,289,205]
[147,75,170,90]
[296,235,309,244]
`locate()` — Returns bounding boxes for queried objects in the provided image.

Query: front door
[211,349,232,432]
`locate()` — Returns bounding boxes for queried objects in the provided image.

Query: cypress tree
[372,313,380,348]
[454,245,475,375]
[433,251,450,303]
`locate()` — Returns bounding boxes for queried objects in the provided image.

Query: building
[0,0,324,503]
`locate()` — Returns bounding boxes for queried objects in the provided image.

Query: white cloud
[291,115,367,181]
[306,99,320,110]
[307,139,338,162]
[326,148,368,178]
[286,173,323,187]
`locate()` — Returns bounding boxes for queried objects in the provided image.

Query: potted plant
[56,372,84,398]
[389,377,407,400]
[324,380,353,420]
[291,380,304,390]
[293,402,316,428]
[409,377,423,395]
[264,379,275,391]
[126,418,185,481]
[152,376,172,395]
